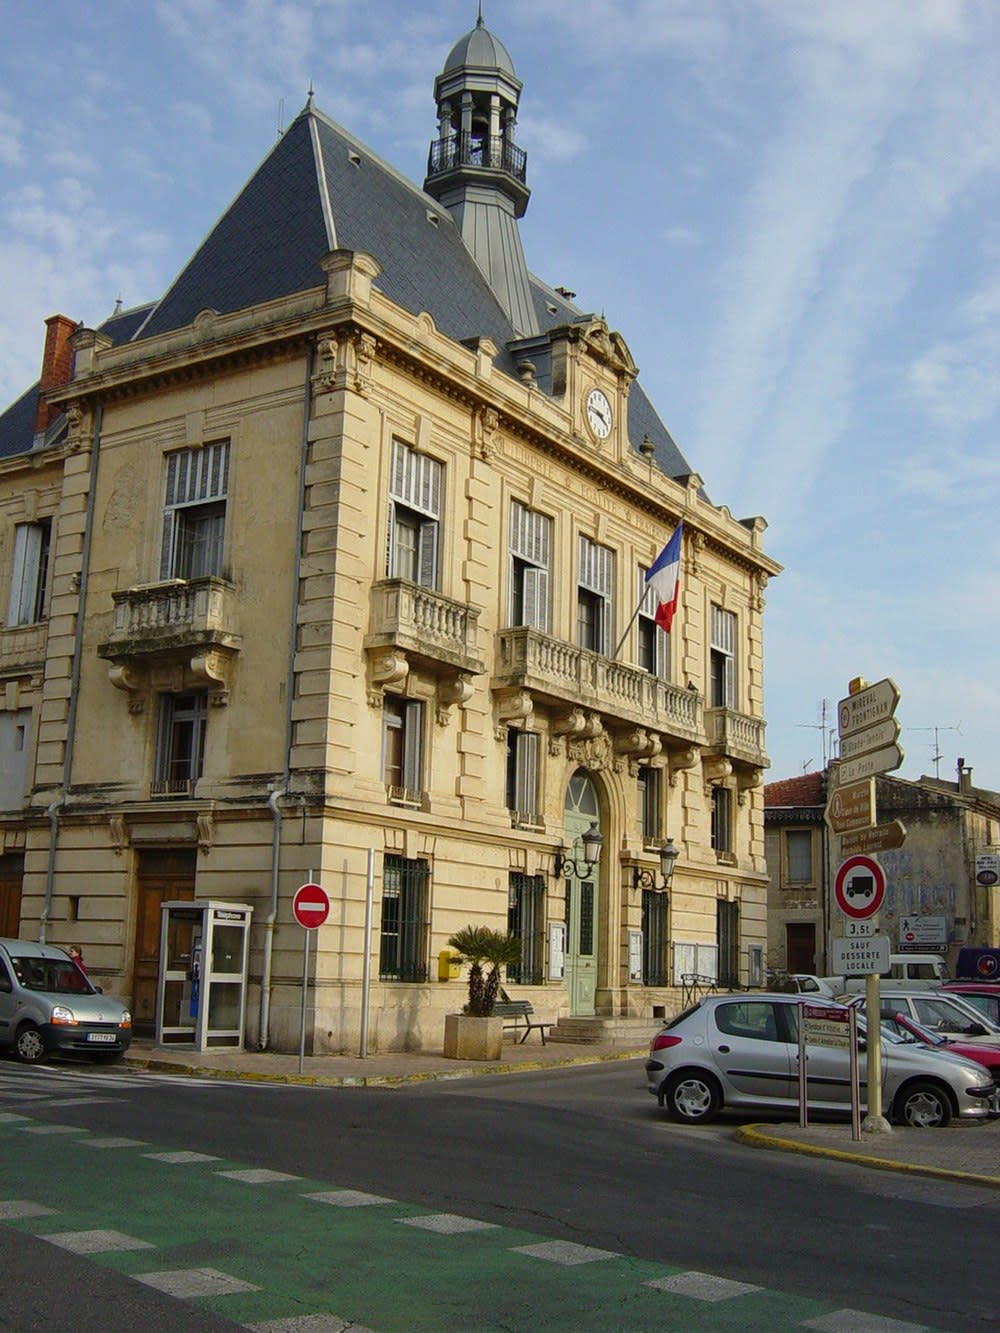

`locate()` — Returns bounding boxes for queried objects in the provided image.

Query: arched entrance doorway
[563,769,601,1017]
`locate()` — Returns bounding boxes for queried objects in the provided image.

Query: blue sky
[2,0,997,790]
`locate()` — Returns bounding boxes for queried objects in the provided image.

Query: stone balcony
[704,705,768,768]
[97,576,241,705]
[0,622,47,679]
[365,579,485,677]
[493,627,704,745]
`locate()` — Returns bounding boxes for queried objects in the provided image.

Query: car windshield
[11,955,95,995]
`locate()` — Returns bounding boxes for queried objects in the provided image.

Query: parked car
[940,982,1000,1027]
[646,993,997,1128]
[883,1010,1000,1079]
[770,974,837,997]
[870,989,1000,1043]
[954,946,1000,981]
[0,938,132,1063]
[837,954,949,993]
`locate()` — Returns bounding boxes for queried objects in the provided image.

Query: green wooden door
[563,771,600,1017]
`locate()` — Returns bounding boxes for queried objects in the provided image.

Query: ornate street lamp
[554,821,604,878]
[633,837,680,892]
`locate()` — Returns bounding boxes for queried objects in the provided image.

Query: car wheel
[663,1070,722,1124]
[894,1079,953,1128]
[14,1023,46,1064]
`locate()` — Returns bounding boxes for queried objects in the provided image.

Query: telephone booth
[156,900,253,1050]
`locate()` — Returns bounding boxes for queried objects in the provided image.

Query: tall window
[636,765,661,844]
[154,693,207,794]
[785,829,813,884]
[642,890,669,986]
[387,439,442,588]
[161,442,229,580]
[636,565,669,677]
[508,873,545,984]
[505,728,540,826]
[717,899,740,988]
[577,536,614,654]
[382,697,424,804]
[7,519,51,626]
[509,500,551,630]
[379,855,429,981]
[710,605,736,708]
[711,786,732,854]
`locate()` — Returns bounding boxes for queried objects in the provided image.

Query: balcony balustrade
[494,627,703,743]
[99,576,241,660]
[366,579,485,677]
[427,132,527,183]
[704,705,768,767]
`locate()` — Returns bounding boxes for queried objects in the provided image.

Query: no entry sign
[293,881,330,930]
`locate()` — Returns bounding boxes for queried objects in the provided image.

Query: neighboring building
[764,761,1000,978]
[0,19,780,1052]
[763,771,829,977]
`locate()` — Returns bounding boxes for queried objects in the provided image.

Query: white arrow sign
[839,718,901,762]
[838,743,904,784]
[838,679,900,739]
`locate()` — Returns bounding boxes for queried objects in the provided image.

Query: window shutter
[516,731,539,820]
[402,700,424,793]
[417,518,438,588]
[159,510,176,580]
[385,499,396,577]
[7,525,30,626]
[522,566,550,631]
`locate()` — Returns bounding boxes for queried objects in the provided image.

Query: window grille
[507,873,545,984]
[379,855,429,981]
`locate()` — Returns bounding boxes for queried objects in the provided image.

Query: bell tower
[424,15,539,337]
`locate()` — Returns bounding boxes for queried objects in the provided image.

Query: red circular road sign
[293,881,330,930]
[834,855,886,920]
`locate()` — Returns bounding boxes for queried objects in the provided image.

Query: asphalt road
[0,1056,996,1331]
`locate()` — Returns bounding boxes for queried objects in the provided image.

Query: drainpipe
[39,402,103,944]
[257,344,313,1050]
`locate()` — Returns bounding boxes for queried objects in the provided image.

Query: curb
[736,1122,1000,1190]
[121,1046,647,1088]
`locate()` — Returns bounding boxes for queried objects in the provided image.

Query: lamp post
[633,837,679,892]
[554,821,603,878]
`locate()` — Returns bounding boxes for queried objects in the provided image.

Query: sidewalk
[122,1036,1000,1188]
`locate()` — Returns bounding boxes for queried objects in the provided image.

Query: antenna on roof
[909,723,962,779]
[277,97,285,138]
[796,698,834,769]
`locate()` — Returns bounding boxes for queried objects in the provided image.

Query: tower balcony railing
[493,626,703,743]
[427,132,527,183]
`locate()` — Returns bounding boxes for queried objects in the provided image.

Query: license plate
[86,1033,117,1043]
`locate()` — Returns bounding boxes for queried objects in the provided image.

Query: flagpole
[611,599,645,662]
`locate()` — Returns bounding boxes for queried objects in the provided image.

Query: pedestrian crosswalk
[0,1062,302,1099]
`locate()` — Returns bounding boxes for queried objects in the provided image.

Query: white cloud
[0,109,23,165]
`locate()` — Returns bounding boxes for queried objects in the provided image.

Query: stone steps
[547,1016,661,1046]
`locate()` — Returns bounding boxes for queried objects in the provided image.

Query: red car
[940,982,1000,1028]
[887,1009,1000,1079]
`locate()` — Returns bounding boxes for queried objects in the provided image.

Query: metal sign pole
[849,1005,861,1140]
[360,848,374,1058]
[798,1018,808,1128]
[298,866,313,1076]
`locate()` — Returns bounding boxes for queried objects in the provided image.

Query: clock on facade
[585,387,613,440]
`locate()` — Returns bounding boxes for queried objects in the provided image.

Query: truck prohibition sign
[834,855,886,920]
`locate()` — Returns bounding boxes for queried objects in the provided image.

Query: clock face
[586,388,613,440]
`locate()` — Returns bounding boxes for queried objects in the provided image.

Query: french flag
[645,524,683,633]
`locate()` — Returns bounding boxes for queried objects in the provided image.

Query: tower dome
[442,17,517,79]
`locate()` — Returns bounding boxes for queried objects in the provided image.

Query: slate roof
[3,99,693,481]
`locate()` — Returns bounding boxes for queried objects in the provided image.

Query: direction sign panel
[839,820,906,858]
[832,933,890,977]
[826,779,875,834]
[293,881,330,930]
[838,678,900,739]
[834,854,886,919]
[837,743,904,785]
[801,1003,852,1049]
[839,718,901,762]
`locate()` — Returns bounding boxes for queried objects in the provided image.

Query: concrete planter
[443,1013,503,1061]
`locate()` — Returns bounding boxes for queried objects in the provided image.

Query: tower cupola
[425,14,538,336]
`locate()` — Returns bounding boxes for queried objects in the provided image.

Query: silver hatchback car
[646,993,997,1128]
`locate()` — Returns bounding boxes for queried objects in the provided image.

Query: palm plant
[447,925,522,1017]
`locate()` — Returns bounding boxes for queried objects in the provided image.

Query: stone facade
[0,22,781,1053]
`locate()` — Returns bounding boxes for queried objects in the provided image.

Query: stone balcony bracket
[736,766,765,805]
[666,746,699,787]
[493,686,533,740]
[703,755,734,791]
[436,672,475,726]
[367,650,410,707]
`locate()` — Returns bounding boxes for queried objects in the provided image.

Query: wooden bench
[493,999,554,1044]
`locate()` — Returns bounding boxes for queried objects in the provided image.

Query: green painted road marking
[0,1119,940,1332]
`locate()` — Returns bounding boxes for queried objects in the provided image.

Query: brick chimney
[34,314,78,435]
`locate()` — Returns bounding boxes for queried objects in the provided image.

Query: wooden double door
[132,848,196,1034]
